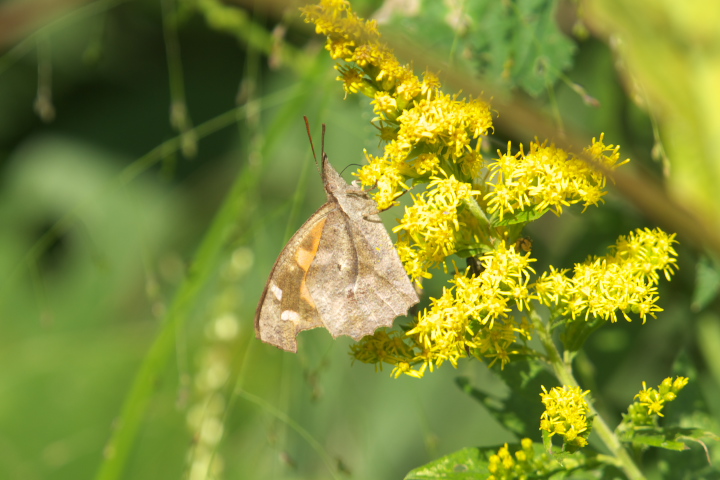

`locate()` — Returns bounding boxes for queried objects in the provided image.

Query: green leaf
[405,443,608,480]
[655,422,720,479]
[404,447,491,479]
[382,0,576,97]
[466,0,576,96]
[629,427,719,452]
[692,255,720,311]
[632,434,688,451]
[492,207,548,226]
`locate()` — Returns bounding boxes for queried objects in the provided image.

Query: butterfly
[255,118,419,352]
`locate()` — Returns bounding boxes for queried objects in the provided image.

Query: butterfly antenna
[321,123,326,159]
[303,116,318,164]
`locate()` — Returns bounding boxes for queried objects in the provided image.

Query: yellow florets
[335,63,367,96]
[533,228,678,323]
[353,243,536,378]
[485,135,629,221]
[301,0,380,60]
[303,0,675,382]
[634,376,689,418]
[303,0,492,218]
[394,93,492,161]
[619,376,690,434]
[540,385,591,448]
[487,439,560,480]
[393,175,482,279]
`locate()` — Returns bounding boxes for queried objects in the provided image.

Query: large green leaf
[468,0,577,96]
[404,442,609,479]
[491,206,549,226]
[381,0,576,96]
[404,447,491,480]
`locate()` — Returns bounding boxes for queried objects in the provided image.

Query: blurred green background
[0,1,718,479]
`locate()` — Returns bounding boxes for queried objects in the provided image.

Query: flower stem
[530,309,646,480]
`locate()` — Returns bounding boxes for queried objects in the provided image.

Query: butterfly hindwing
[337,186,420,318]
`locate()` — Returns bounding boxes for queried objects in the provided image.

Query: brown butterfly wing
[255,203,336,352]
[351,208,420,329]
[307,189,420,340]
[320,154,419,327]
[256,154,419,351]
[345,191,420,319]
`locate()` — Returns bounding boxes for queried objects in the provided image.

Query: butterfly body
[255,152,419,352]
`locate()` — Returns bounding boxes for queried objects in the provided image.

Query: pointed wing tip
[255,316,300,353]
[256,330,299,353]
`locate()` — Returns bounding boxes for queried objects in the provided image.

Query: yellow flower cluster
[618,376,689,438]
[634,376,689,419]
[302,0,492,218]
[485,135,629,221]
[540,385,591,448]
[351,243,536,377]
[488,438,551,480]
[393,175,481,281]
[301,0,380,61]
[533,228,678,323]
[303,0,674,381]
[363,90,492,211]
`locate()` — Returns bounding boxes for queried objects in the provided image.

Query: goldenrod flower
[303,0,492,215]
[540,385,591,448]
[487,438,560,480]
[335,64,367,96]
[485,135,629,221]
[618,376,689,437]
[533,228,678,323]
[349,329,418,375]
[371,92,398,120]
[393,175,482,279]
[488,443,517,478]
[301,0,380,60]
[353,243,536,377]
[634,376,689,418]
[302,0,671,381]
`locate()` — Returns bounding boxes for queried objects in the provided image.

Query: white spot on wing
[281,310,300,323]
[270,283,283,301]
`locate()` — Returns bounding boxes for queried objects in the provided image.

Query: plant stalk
[531,310,646,480]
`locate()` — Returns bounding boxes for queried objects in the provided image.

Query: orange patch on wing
[295,217,326,306]
[295,218,326,271]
